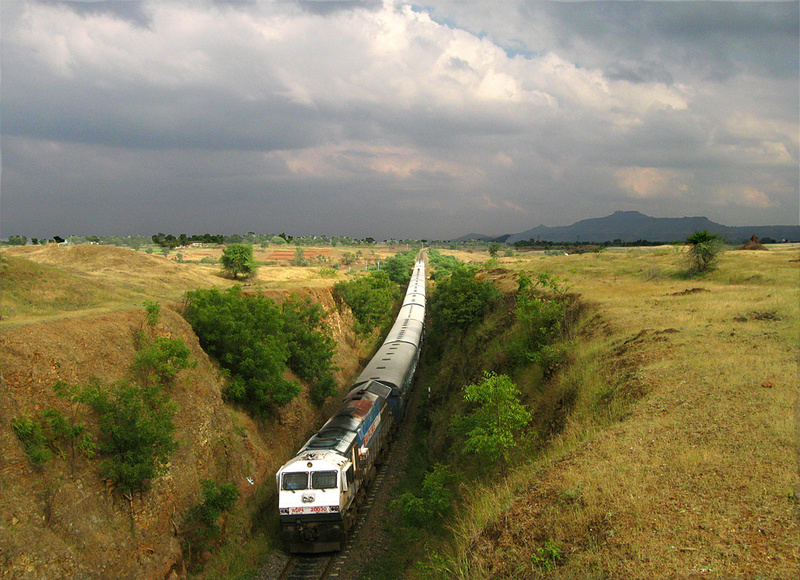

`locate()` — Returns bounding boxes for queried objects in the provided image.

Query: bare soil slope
[0,246,366,580]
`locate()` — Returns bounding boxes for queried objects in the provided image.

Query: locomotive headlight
[329,505,339,512]
[279,508,289,515]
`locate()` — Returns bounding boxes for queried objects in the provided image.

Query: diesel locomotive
[276,251,426,552]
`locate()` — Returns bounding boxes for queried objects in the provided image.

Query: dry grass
[0,243,393,325]
[431,245,799,579]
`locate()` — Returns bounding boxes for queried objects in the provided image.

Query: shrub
[531,541,563,571]
[183,480,239,571]
[450,372,531,470]
[143,300,161,327]
[428,250,462,280]
[514,273,568,368]
[80,380,178,494]
[11,416,52,464]
[685,230,724,274]
[184,286,299,416]
[131,336,196,388]
[43,407,96,463]
[333,271,401,334]
[381,250,417,284]
[290,246,307,266]
[391,464,455,528]
[281,294,338,405]
[429,266,500,330]
[11,401,96,467]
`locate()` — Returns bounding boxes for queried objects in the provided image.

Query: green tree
[281,295,338,405]
[488,242,501,258]
[451,372,531,470]
[381,250,417,284]
[685,230,724,274]
[221,244,258,279]
[290,246,307,266]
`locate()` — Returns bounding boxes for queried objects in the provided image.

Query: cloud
[1,0,797,240]
[616,167,688,199]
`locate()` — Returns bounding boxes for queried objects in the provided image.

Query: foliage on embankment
[402,246,799,580]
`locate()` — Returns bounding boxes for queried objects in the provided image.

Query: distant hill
[461,211,800,245]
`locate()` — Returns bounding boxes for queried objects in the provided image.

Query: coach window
[282,472,308,491]
[311,470,338,489]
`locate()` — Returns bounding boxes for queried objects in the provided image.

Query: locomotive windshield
[311,471,338,489]
[282,472,308,490]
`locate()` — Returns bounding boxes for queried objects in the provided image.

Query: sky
[1,0,798,241]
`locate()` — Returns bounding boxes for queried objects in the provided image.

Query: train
[276,251,427,553]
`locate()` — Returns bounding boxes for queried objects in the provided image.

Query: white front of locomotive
[276,451,351,552]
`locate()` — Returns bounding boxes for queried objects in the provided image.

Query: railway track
[272,459,390,580]
[276,554,336,580]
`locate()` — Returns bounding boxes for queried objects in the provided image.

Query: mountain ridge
[458,211,800,244]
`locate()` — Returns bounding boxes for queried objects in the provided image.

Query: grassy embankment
[375,245,798,579]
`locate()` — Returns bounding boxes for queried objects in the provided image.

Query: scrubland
[1,242,796,580]
[424,246,798,579]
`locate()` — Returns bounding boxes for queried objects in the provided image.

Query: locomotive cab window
[282,472,308,491]
[311,470,338,489]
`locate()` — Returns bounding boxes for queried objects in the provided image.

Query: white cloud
[616,167,689,199]
[1,0,797,238]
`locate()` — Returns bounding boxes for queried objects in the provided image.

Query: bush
[11,416,52,464]
[185,286,341,412]
[391,464,455,528]
[450,372,531,470]
[183,480,240,572]
[333,271,401,334]
[184,286,299,416]
[131,337,196,387]
[11,400,96,467]
[381,250,417,284]
[514,273,567,369]
[282,294,339,405]
[685,230,724,274]
[429,266,500,330]
[290,246,307,266]
[80,380,178,494]
[428,250,462,280]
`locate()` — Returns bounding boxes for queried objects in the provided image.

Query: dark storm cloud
[295,0,383,16]
[1,1,797,240]
[604,61,674,85]
[49,0,152,27]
